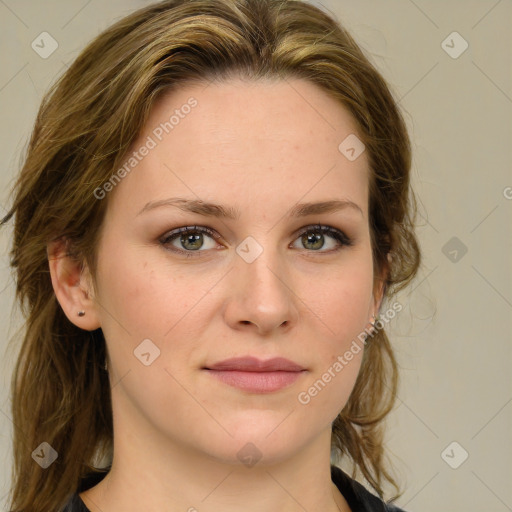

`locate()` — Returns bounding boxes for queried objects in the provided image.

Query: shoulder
[331,465,409,512]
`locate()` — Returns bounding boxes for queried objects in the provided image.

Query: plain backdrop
[0,1,511,511]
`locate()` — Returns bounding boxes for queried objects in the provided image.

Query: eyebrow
[137,197,364,219]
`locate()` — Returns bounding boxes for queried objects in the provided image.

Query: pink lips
[203,357,306,393]
[204,356,305,372]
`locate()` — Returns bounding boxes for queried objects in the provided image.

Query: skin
[48,77,385,512]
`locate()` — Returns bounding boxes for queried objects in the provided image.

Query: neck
[80,431,351,512]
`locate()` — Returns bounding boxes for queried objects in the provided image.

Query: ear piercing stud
[370,314,379,332]
[78,310,85,317]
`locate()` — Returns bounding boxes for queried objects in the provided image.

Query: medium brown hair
[2,0,421,510]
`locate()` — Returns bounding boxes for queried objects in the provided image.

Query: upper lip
[204,356,305,372]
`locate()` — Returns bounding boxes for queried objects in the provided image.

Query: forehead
[148,76,363,153]
[108,77,369,219]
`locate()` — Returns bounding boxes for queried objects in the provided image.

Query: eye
[159,224,353,257]
[159,225,221,257]
[291,224,353,253]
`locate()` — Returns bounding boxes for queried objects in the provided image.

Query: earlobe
[47,238,101,331]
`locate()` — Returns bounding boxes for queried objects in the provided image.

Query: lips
[203,356,306,393]
[203,356,305,372]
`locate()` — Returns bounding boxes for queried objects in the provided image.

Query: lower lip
[204,370,305,393]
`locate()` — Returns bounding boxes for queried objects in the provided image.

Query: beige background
[0,1,511,510]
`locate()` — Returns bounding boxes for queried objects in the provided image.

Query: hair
[1,0,421,510]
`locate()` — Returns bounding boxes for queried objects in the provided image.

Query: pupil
[182,233,202,250]
[305,232,323,250]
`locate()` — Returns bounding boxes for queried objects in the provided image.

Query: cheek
[94,238,225,375]
[293,253,373,414]
[302,255,374,342]
[94,236,191,344]
[297,341,364,425]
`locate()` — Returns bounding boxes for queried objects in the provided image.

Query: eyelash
[159,224,353,258]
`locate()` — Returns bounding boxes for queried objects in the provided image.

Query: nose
[223,244,299,336]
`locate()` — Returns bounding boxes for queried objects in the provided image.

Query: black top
[62,465,408,511]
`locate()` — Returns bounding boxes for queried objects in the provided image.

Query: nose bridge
[229,233,297,329]
[236,233,288,298]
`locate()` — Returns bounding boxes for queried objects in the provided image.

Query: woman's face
[89,77,382,465]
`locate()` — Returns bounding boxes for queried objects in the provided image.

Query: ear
[47,238,101,331]
[372,252,392,316]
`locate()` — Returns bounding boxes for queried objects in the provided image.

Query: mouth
[203,368,307,393]
[202,356,307,393]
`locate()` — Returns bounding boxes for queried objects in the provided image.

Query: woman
[2,0,421,510]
